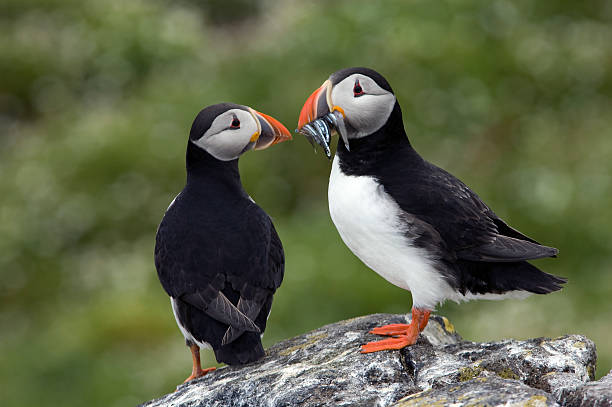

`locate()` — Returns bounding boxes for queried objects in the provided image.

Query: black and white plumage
[297,67,565,352]
[155,103,290,381]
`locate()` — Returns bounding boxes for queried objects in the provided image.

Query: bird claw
[360,335,417,353]
[183,366,216,383]
[369,323,412,336]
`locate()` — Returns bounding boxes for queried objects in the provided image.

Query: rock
[558,371,612,407]
[539,372,588,402]
[391,376,556,406]
[140,313,603,407]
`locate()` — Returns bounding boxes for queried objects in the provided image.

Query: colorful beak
[249,109,292,150]
[297,80,332,130]
[296,79,350,158]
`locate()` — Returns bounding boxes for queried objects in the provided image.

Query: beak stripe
[251,109,291,151]
[298,80,333,130]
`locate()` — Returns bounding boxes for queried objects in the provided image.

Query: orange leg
[418,310,431,332]
[184,344,216,383]
[369,308,432,336]
[361,308,431,353]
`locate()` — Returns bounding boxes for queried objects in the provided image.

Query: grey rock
[140,313,602,407]
[391,376,556,406]
[558,371,612,407]
[540,372,587,402]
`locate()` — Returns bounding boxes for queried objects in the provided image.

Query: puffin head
[297,67,397,157]
[190,103,291,162]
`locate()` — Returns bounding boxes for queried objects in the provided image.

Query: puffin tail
[214,331,265,365]
[458,260,567,296]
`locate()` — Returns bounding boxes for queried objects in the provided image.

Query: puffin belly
[328,156,456,309]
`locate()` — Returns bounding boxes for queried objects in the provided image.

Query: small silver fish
[296,111,349,159]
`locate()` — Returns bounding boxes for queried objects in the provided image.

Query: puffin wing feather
[181,289,260,334]
[456,235,558,262]
[382,158,558,260]
[221,206,285,345]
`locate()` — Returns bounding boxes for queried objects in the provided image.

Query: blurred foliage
[1,0,611,406]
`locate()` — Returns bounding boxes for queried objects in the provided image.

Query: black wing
[154,196,284,345]
[222,211,284,344]
[181,288,260,334]
[382,159,558,262]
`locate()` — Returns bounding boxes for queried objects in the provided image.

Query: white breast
[328,156,456,309]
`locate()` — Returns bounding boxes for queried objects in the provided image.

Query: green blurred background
[1,0,611,405]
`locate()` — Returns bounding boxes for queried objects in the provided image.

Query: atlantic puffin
[296,67,565,353]
[155,103,291,382]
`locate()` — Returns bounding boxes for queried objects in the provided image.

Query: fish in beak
[296,80,349,159]
[248,108,292,150]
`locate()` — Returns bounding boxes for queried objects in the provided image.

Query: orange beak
[250,109,292,150]
[297,80,332,130]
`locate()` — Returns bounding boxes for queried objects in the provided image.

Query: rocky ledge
[141,313,610,407]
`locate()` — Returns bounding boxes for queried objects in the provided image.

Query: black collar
[336,102,422,177]
[185,142,243,194]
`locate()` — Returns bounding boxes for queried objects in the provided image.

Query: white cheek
[193,120,257,161]
[346,93,395,137]
[335,92,396,139]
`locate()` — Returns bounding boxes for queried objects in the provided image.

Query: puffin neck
[185,142,242,188]
[336,102,422,175]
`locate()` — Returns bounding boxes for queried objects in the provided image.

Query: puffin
[155,103,291,382]
[296,67,566,353]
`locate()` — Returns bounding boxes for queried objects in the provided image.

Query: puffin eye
[230,118,240,128]
[353,80,364,97]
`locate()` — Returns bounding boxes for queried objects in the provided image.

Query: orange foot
[184,366,216,383]
[369,309,431,336]
[361,335,417,353]
[182,344,216,384]
[369,323,412,336]
[361,308,431,353]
